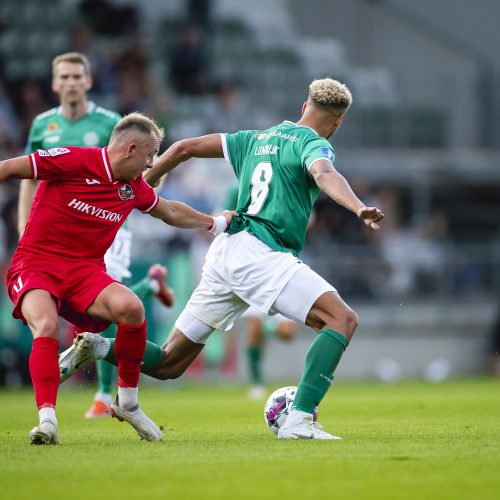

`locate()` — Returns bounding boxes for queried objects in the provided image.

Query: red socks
[114,320,147,388]
[29,337,60,409]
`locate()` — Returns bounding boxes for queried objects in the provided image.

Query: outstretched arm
[0,156,33,183]
[149,197,235,234]
[144,134,224,188]
[0,156,37,237]
[310,159,384,230]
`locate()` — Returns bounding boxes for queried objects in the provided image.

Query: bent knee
[31,316,59,339]
[114,297,145,325]
[343,309,359,339]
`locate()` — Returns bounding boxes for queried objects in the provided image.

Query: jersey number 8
[246,162,273,215]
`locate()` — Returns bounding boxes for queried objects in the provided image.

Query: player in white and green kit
[19,52,174,419]
[59,78,384,439]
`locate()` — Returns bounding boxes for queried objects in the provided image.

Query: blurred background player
[18,52,175,419]
[223,184,298,400]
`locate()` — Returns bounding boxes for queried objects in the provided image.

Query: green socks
[292,329,349,414]
[130,276,153,302]
[97,325,117,394]
[246,345,264,385]
[105,338,165,377]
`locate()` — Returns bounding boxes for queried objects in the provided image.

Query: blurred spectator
[68,25,120,100]
[0,80,23,155]
[187,0,213,32]
[169,25,208,95]
[17,80,50,136]
[377,198,449,296]
[205,81,249,133]
[79,0,138,36]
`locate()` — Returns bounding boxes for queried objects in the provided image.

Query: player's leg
[269,266,358,439]
[275,319,298,341]
[85,324,116,418]
[83,264,173,419]
[87,282,161,441]
[59,308,215,381]
[127,264,174,307]
[244,313,267,400]
[21,290,61,445]
[144,264,175,307]
[60,248,248,384]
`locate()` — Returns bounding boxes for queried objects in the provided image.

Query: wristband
[208,215,228,235]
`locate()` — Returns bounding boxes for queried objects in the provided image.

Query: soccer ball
[263,386,318,435]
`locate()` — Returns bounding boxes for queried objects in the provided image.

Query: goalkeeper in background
[18,52,174,419]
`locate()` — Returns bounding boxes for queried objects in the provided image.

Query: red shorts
[7,254,117,333]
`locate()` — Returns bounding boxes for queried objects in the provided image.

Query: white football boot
[59,333,109,383]
[110,397,163,442]
[29,420,59,445]
[278,410,343,440]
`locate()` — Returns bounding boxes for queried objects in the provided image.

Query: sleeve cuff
[220,133,230,163]
[142,194,159,213]
[29,153,38,180]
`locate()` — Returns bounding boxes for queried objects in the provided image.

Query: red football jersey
[16,146,159,262]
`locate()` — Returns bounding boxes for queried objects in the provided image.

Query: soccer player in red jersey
[0,112,233,445]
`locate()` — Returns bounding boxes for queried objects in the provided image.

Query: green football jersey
[25,101,120,154]
[223,184,239,211]
[222,120,335,257]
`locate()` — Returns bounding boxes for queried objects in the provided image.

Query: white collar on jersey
[282,120,319,136]
[57,101,95,115]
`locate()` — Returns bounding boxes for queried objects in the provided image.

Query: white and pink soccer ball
[264,386,318,435]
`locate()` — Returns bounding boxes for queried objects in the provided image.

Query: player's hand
[209,210,238,235]
[357,206,384,230]
[221,210,237,226]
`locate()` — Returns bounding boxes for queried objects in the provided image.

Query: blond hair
[52,52,91,76]
[308,78,352,115]
[111,112,165,143]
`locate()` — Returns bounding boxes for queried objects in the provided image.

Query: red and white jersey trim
[101,147,113,182]
[142,195,159,213]
[29,153,38,180]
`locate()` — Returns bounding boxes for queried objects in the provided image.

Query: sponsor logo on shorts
[68,198,123,222]
[12,276,24,294]
[118,184,135,201]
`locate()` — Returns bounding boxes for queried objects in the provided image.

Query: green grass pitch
[1,379,499,500]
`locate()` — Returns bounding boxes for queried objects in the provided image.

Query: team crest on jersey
[118,184,135,200]
[257,133,268,140]
[47,123,59,131]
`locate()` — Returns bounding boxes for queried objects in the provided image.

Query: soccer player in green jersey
[222,184,298,400]
[19,52,175,419]
[59,77,384,439]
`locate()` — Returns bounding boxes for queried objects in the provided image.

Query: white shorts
[104,226,132,281]
[185,231,336,332]
[241,306,291,324]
